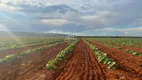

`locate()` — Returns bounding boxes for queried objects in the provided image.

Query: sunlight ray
[0,24,22,43]
[0,12,20,24]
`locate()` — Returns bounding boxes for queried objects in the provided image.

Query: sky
[0,0,142,36]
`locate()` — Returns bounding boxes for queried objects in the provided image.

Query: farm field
[0,38,64,59]
[0,37,142,80]
[1,0,141,80]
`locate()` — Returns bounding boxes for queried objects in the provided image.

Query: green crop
[0,54,20,64]
[85,40,120,69]
[46,39,79,70]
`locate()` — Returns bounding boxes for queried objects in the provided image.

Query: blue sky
[0,0,142,36]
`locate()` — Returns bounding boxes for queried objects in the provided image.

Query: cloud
[80,15,109,25]
[92,26,142,36]
[0,0,142,36]
[101,27,142,33]
[18,4,77,14]
[44,29,79,35]
[72,11,119,27]
[40,19,69,26]
[0,2,22,11]
[80,4,92,10]
[66,26,142,36]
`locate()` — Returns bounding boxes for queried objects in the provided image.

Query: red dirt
[0,41,62,58]
[0,42,70,80]
[114,44,142,53]
[54,40,106,80]
[104,42,142,53]
[26,40,142,80]
[101,62,142,80]
[28,40,106,80]
[99,41,142,54]
[89,40,142,76]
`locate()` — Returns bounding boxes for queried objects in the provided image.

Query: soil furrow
[55,40,106,80]
[0,41,62,59]
[99,41,142,55]
[89,41,142,75]
[0,42,70,80]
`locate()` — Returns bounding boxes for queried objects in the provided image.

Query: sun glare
[0,24,21,43]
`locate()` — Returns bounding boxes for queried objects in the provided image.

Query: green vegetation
[86,38,142,48]
[105,44,142,56]
[21,42,65,55]
[85,40,120,69]
[86,38,142,56]
[0,41,66,64]
[0,54,20,64]
[0,38,64,51]
[124,49,142,56]
[46,39,79,70]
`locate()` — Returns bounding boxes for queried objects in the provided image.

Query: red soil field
[0,42,70,80]
[113,44,142,53]
[55,40,106,80]
[0,41,61,59]
[89,41,142,76]
[28,40,106,80]
[0,40,142,80]
[101,41,142,54]
[27,40,142,80]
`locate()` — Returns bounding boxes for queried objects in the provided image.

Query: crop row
[85,40,120,69]
[86,38,142,48]
[0,41,67,64]
[46,39,79,70]
[0,38,64,51]
[86,38,142,56]
[105,44,142,56]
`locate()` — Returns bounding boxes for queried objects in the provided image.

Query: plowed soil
[0,41,62,58]
[89,41,142,76]
[26,40,142,80]
[100,41,142,54]
[0,42,70,80]
[113,44,142,53]
[55,40,106,80]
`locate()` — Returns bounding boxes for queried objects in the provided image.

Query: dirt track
[0,42,70,80]
[55,40,106,80]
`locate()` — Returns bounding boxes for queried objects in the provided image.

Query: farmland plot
[0,38,142,80]
[28,39,142,80]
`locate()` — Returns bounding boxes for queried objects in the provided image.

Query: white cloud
[44,29,79,35]
[0,0,114,10]
[0,0,44,6]
[0,2,22,11]
[0,0,85,8]
[78,11,119,26]
[81,15,109,24]
[69,26,142,36]
[40,19,69,26]
[94,26,142,36]
[102,27,142,32]
[124,27,142,34]
[0,0,142,36]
